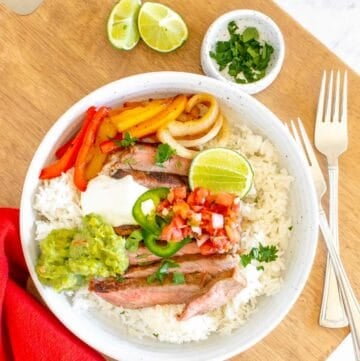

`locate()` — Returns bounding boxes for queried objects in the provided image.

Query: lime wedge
[138,2,188,52]
[189,148,254,198]
[107,0,141,50]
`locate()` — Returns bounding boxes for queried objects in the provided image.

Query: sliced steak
[178,266,246,321]
[103,144,191,176]
[128,242,201,266]
[125,254,239,279]
[89,272,212,309]
[112,169,188,189]
[114,224,141,237]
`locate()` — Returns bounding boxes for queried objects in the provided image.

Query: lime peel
[138,2,188,53]
[189,148,254,198]
[107,0,141,50]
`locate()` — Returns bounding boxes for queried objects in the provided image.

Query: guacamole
[36,214,129,291]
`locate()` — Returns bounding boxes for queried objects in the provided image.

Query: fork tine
[290,120,308,162]
[296,117,321,170]
[333,70,340,123]
[341,70,348,124]
[316,71,327,124]
[324,70,334,123]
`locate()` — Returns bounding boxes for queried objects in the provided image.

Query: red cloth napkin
[0,208,105,361]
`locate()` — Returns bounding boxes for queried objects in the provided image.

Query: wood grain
[0,0,359,360]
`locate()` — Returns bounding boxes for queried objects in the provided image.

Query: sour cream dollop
[80,175,148,226]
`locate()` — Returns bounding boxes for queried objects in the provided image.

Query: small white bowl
[201,10,285,94]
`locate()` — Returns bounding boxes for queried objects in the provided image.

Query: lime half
[138,2,188,52]
[189,148,254,198]
[107,0,141,50]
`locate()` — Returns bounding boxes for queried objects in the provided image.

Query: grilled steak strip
[178,266,246,320]
[89,267,246,318]
[89,272,212,309]
[114,224,141,237]
[102,144,191,176]
[112,169,188,189]
[128,242,201,266]
[124,254,239,279]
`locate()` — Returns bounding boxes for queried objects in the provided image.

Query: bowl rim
[20,71,318,361]
[201,9,285,94]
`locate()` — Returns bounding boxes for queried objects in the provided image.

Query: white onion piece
[176,114,224,148]
[213,115,230,147]
[157,128,198,159]
[167,93,219,137]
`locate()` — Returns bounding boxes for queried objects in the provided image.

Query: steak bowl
[20,71,318,361]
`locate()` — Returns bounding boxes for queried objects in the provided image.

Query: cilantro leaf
[114,132,137,148]
[242,27,259,42]
[155,143,176,167]
[146,259,179,284]
[125,230,143,253]
[240,243,279,268]
[209,23,273,84]
[172,271,185,284]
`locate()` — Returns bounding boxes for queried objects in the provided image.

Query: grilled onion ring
[167,93,219,137]
[157,128,198,159]
[177,114,224,148]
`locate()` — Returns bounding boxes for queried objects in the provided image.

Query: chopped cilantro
[209,21,274,84]
[155,143,176,167]
[114,132,137,148]
[146,259,180,284]
[125,230,143,253]
[172,271,185,284]
[240,243,278,268]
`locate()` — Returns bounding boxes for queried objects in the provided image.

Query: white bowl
[20,72,318,361]
[201,10,285,94]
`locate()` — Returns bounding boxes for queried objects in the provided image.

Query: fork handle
[320,165,348,327]
[319,209,360,359]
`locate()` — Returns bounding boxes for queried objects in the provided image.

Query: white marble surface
[274,0,360,74]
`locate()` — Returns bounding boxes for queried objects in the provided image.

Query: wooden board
[0,0,359,359]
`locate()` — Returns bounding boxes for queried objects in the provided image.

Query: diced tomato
[187,191,196,205]
[194,187,209,204]
[215,192,235,207]
[173,186,187,200]
[199,241,217,255]
[160,223,183,242]
[157,186,242,254]
[172,215,185,228]
[173,200,190,219]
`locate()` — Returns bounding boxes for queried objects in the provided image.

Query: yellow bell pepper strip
[110,98,171,132]
[84,117,118,180]
[39,107,96,180]
[128,95,187,139]
[74,107,109,191]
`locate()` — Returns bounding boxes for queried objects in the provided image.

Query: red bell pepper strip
[99,139,119,154]
[74,107,109,191]
[55,136,75,159]
[39,107,96,180]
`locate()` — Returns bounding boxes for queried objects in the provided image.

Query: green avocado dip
[36,213,129,291]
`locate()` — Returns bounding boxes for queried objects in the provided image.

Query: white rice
[34,123,293,343]
[33,169,82,241]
